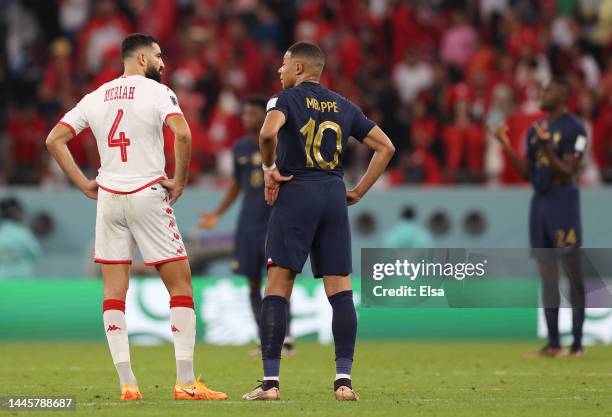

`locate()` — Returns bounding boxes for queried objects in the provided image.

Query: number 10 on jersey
[300,118,342,169]
[108,109,131,162]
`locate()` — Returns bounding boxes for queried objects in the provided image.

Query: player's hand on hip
[160,179,184,205]
[264,169,293,206]
[198,212,219,229]
[346,189,361,206]
[80,179,98,200]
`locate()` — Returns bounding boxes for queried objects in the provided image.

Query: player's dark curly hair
[121,33,159,60]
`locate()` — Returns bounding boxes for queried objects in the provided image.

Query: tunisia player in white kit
[45,34,227,401]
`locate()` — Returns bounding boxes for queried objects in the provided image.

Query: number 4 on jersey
[108,109,130,162]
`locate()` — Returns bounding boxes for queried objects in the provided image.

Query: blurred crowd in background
[1,0,612,188]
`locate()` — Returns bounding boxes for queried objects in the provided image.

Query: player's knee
[323,275,352,297]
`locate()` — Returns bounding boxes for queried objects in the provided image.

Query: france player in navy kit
[242,42,395,401]
[198,97,295,354]
[492,77,587,357]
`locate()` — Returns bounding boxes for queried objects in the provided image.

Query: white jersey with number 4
[60,74,183,193]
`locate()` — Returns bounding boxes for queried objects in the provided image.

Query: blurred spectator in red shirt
[575,89,601,186]
[164,68,210,180]
[78,0,132,75]
[403,94,444,184]
[3,102,48,185]
[203,89,244,154]
[89,47,122,90]
[38,38,76,120]
[500,109,545,184]
[129,0,177,48]
[442,99,485,182]
[593,92,612,182]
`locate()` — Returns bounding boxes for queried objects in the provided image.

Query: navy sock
[571,308,585,349]
[260,295,287,383]
[328,290,357,377]
[285,301,292,338]
[248,291,262,333]
[544,308,560,348]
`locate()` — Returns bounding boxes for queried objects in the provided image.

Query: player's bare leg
[157,259,227,400]
[242,265,295,401]
[101,264,141,400]
[324,275,359,401]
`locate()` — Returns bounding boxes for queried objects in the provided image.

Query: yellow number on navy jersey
[250,169,263,187]
[555,228,577,248]
[300,117,342,169]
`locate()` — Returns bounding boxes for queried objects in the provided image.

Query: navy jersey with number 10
[266,81,375,179]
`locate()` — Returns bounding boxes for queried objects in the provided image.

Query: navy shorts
[265,177,352,278]
[233,228,266,280]
[530,185,582,252]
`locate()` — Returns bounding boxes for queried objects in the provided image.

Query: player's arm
[535,123,581,180]
[198,179,240,229]
[259,109,285,167]
[161,114,192,205]
[260,109,293,205]
[489,123,530,181]
[348,125,395,205]
[45,124,98,200]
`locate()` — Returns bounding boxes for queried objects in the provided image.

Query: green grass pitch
[1,341,611,417]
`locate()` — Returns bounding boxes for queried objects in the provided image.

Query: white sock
[171,306,196,385]
[103,309,137,386]
[335,374,351,380]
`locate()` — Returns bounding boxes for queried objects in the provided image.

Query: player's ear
[137,51,146,67]
[295,61,304,75]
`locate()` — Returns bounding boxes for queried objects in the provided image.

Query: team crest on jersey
[553,131,561,144]
[252,152,262,165]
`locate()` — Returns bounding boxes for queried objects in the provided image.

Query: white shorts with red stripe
[94,184,188,266]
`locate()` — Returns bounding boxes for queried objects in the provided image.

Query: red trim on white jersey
[58,121,77,138]
[144,256,188,266]
[97,176,166,195]
[164,112,183,125]
[94,258,133,264]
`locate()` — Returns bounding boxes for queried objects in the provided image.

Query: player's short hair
[244,96,267,112]
[550,76,571,98]
[121,33,159,61]
[287,42,325,69]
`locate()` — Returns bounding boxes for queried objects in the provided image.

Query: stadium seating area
[1,0,612,186]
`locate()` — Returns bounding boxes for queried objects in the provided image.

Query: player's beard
[145,64,162,83]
